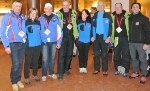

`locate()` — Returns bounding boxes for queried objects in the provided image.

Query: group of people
[1,0,150,91]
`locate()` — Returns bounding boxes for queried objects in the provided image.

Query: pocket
[80,25,84,31]
[28,26,33,33]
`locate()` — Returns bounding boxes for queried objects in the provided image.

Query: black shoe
[73,55,76,57]
[58,75,63,80]
[64,71,71,75]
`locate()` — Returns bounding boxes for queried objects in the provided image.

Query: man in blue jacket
[39,3,63,81]
[0,1,26,91]
[91,1,111,76]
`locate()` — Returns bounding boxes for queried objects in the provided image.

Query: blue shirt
[96,12,104,34]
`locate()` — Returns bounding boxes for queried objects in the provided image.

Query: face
[132,4,140,14]
[82,10,88,20]
[97,2,105,12]
[12,2,22,14]
[29,10,37,20]
[115,3,122,14]
[44,6,52,16]
[62,1,70,12]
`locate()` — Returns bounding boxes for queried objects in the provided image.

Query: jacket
[91,11,112,40]
[0,10,26,48]
[77,19,91,43]
[25,19,41,47]
[129,12,150,44]
[57,9,78,39]
[39,13,63,44]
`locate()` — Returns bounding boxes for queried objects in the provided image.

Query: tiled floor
[0,44,150,91]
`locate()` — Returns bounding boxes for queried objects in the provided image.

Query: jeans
[42,42,57,76]
[10,42,26,84]
[24,45,41,78]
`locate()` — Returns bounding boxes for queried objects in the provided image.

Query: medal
[44,29,51,35]
[67,24,72,30]
[18,30,25,37]
[116,14,123,33]
[116,27,122,33]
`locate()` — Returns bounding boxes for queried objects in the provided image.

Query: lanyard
[65,12,70,24]
[44,17,52,29]
[116,14,123,27]
[14,14,22,30]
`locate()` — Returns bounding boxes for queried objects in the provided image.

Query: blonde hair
[28,8,38,19]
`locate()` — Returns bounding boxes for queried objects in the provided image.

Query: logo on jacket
[105,20,109,23]
[135,22,139,26]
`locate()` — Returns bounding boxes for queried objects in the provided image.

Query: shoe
[103,72,108,76]
[42,76,46,81]
[48,74,57,79]
[17,81,24,88]
[140,76,146,84]
[122,73,128,77]
[64,71,71,75]
[79,68,83,73]
[25,78,30,85]
[12,84,18,91]
[129,72,140,79]
[115,71,120,75]
[32,75,40,81]
[83,68,87,73]
[73,52,76,57]
[93,70,100,75]
[58,75,63,80]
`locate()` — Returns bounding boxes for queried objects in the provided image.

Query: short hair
[97,1,105,7]
[62,0,70,6]
[27,8,38,19]
[115,3,122,6]
[91,7,97,11]
[131,2,141,9]
[12,0,22,7]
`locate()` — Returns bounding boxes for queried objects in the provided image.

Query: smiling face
[62,1,70,12]
[12,2,22,14]
[132,4,140,14]
[97,2,105,12]
[29,10,37,20]
[82,10,88,20]
[115,3,122,14]
[44,6,53,16]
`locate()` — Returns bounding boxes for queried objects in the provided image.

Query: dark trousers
[10,43,26,84]
[58,38,74,75]
[114,37,130,73]
[76,42,90,68]
[93,34,108,72]
[24,45,41,78]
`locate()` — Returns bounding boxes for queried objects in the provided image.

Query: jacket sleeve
[108,14,112,37]
[144,17,150,44]
[56,19,63,45]
[0,14,10,48]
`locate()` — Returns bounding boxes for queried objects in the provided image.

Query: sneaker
[17,81,24,88]
[103,72,108,76]
[79,68,83,73]
[140,76,146,84]
[115,71,120,75]
[122,73,128,77]
[12,84,18,91]
[42,76,46,81]
[32,75,40,81]
[48,74,57,79]
[83,68,87,73]
[129,72,140,79]
[25,78,30,85]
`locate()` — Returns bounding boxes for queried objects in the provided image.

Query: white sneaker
[48,74,57,79]
[84,68,87,73]
[79,68,83,73]
[42,76,46,81]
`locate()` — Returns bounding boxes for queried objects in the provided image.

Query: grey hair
[97,1,105,7]
[12,1,22,7]
[62,0,70,6]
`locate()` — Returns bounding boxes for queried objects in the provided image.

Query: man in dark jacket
[129,2,150,84]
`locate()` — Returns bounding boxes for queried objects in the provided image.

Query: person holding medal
[0,1,26,91]
[57,0,78,80]
[91,1,111,76]
[110,3,130,77]
[39,3,63,81]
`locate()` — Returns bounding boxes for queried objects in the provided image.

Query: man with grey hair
[57,0,78,80]
[0,0,26,91]
[91,1,111,76]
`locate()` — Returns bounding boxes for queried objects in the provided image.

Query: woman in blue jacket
[24,8,41,84]
[76,9,91,73]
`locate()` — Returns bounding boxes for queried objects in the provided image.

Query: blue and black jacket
[77,19,91,43]
[0,10,26,48]
[25,19,41,47]
[91,11,112,40]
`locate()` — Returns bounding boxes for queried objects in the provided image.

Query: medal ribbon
[116,14,123,27]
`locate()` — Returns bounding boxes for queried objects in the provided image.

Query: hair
[97,1,105,7]
[78,9,91,22]
[62,0,70,6]
[27,8,38,19]
[91,7,97,11]
[131,2,141,9]
[12,0,22,7]
[115,3,122,6]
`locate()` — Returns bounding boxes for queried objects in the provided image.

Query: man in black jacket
[129,2,150,84]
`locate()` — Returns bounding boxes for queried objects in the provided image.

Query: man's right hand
[5,47,11,54]
[91,37,94,42]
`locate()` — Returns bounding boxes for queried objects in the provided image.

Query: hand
[76,33,79,38]
[5,47,11,54]
[56,44,61,49]
[143,44,148,50]
[105,37,111,43]
[91,37,94,42]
